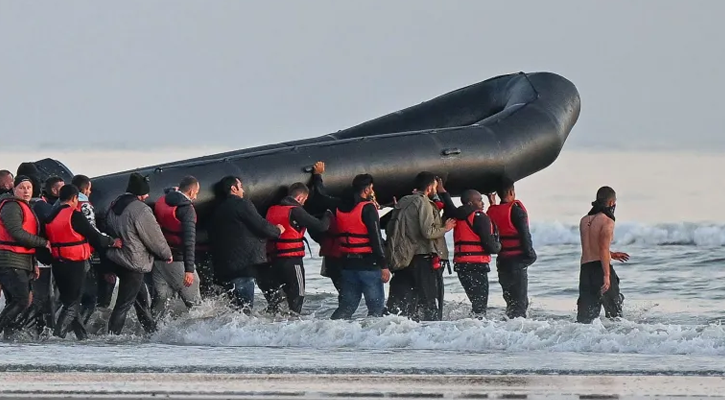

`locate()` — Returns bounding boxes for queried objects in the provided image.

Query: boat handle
[441,148,461,156]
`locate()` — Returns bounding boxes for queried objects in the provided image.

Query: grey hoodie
[104,193,172,273]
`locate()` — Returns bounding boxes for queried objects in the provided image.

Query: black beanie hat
[16,162,42,198]
[126,173,150,196]
[13,175,33,188]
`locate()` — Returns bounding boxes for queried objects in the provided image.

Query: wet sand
[0,373,724,399]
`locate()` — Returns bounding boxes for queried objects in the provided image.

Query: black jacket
[153,189,196,273]
[45,204,116,252]
[335,195,387,270]
[498,201,537,267]
[209,196,281,281]
[308,174,343,212]
[31,197,55,224]
[453,204,501,261]
[278,196,331,236]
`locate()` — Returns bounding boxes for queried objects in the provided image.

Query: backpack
[384,198,417,271]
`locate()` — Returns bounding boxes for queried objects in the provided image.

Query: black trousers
[52,260,89,339]
[386,255,440,321]
[497,259,529,319]
[80,263,115,325]
[576,261,623,323]
[264,257,306,314]
[455,262,490,316]
[108,263,155,335]
[15,267,56,336]
[323,257,343,293]
[0,267,31,336]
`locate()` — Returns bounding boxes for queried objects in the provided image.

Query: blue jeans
[331,269,385,319]
[227,277,256,313]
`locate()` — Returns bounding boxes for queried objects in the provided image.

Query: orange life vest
[319,213,342,258]
[45,206,91,262]
[335,201,374,255]
[0,198,39,255]
[266,205,306,258]
[154,194,196,247]
[453,210,493,264]
[487,200,527,257]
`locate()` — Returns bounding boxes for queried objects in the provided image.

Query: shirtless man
[577,186,630,323]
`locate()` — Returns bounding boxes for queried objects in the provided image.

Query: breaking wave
[152,306,725,356]
[530,221,725,247]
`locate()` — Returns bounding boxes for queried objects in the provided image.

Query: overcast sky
[1,0,723,152]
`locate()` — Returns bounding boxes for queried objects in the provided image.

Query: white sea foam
[152,309,725,356]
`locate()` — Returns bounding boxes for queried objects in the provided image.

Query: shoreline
[1,373,724,399]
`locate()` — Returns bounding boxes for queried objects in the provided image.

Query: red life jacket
[153,194,196,247]
[453,210,493,264]
[0,198,39,255]
[266,205,306,258]
[45,206,91,262]
[319,213,342,258]
[487,200,527,257]
[335,201,374,255]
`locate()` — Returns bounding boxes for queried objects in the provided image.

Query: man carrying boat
[452,189,501,318]
[151,176,203,321]
[264,182,331,315]
[44,184,121,339]
[384,172,455,321]
[487,178,536,319]
[209,176,284,314]
[330,174,389,319]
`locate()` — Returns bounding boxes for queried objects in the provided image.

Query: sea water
[1,148,724,377]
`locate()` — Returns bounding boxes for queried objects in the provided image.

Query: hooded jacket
[103,193,172,273]
[152,189,196,273]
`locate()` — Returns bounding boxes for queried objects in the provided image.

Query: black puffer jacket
[209,196,281,282]
[0,193,48,271]
[152,189,197,273]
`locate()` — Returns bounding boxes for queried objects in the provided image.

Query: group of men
[0,165,203,339]
[0,158,629,341]
[206,162,539,322]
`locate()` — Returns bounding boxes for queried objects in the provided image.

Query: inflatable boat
[30,71,581,237]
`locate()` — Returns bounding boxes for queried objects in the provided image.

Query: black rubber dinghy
[31,71,581,236]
